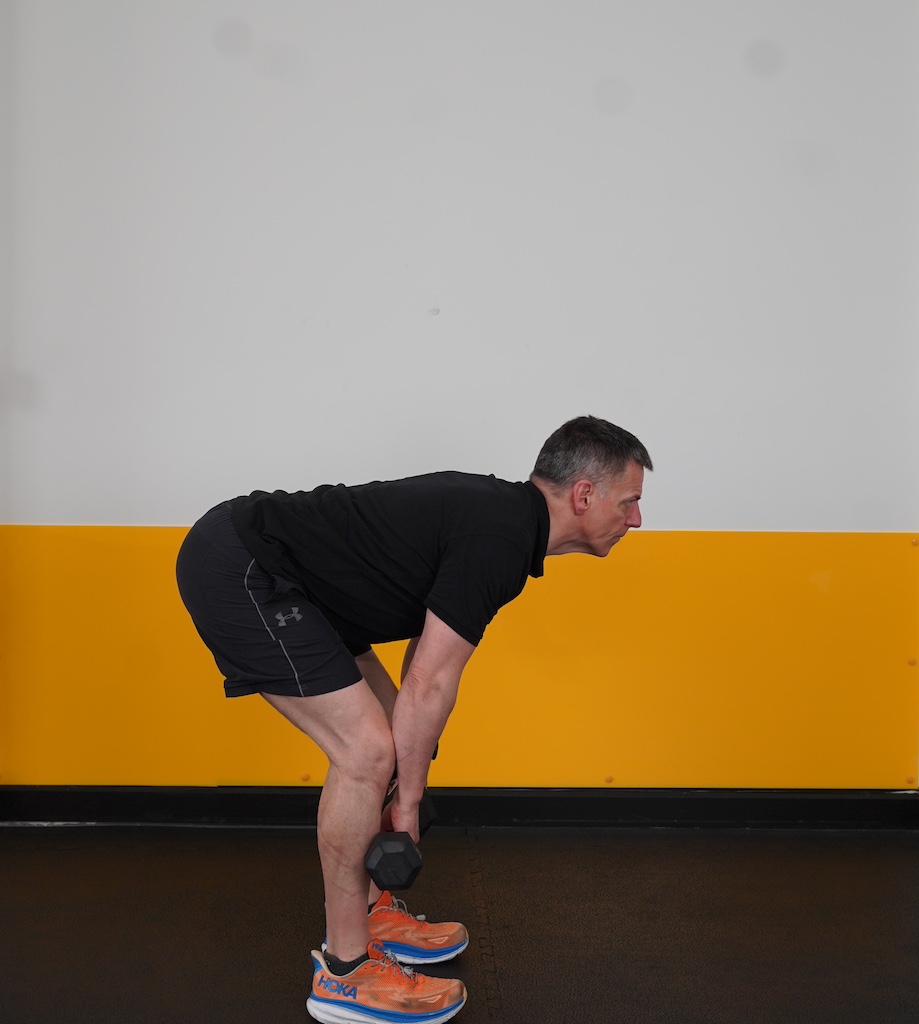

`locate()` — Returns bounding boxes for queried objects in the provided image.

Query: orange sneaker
[308,942,466,1024]
[368,891,469,965]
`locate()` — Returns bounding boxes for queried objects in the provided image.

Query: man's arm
[401,636,420,683]
[389,608,475,840]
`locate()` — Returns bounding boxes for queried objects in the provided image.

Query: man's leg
[332,652,469,968]
[262,682,394,962]
[354,649,399,726]
[352,649,401,906]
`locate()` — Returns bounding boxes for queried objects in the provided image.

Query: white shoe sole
[307,990,467,1024]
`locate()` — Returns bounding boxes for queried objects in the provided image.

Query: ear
[571,479,594,515]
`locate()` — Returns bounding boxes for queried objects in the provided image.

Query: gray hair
[531,415,653,489]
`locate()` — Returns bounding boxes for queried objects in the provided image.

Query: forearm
[401,636,420,683]
[390,668,457,804]
[388,610,473,825]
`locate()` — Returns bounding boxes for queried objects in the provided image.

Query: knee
[338,719,395,788]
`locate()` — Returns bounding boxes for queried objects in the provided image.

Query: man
[176,415,651,1024]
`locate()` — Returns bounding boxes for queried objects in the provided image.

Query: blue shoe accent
[379,936,469,964]
[323,936,468,966]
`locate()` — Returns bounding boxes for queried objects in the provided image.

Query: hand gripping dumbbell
[364,790,437,891]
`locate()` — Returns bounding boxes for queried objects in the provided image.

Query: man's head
[532,415,653,489]
[531,415,653,557]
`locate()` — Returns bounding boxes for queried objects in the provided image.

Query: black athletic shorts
[175,502,363,698]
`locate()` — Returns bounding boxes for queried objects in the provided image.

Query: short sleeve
[424,535,531,646]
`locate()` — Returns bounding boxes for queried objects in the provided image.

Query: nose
[627,502,642,529]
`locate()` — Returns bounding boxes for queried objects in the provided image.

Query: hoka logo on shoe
[316,974,358,1000]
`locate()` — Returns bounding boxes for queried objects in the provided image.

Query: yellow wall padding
[0,526,916,789]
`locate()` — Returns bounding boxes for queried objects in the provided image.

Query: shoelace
[382,896,427,922]
[373,949,418,985]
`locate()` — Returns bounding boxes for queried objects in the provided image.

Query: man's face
[581,462,644,557]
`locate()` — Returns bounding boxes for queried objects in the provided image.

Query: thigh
[262,686,394,775]
[176,503,362,698]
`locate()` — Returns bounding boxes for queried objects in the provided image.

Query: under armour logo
[275,608,302,627]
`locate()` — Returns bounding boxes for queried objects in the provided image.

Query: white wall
[4,0,917,530]
[1,1,13,517]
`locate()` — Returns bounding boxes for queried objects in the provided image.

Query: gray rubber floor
[2,825,918,1023]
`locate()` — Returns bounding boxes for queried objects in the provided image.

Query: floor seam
[466,827,504,1022]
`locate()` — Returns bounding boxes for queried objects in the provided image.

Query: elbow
[401,667,460,712]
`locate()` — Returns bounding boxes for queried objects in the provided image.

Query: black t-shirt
[230,472,550,654]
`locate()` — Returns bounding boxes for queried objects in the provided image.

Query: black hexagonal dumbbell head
[364,832,423,891]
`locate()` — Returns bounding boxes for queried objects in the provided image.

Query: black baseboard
[1,786,918,830]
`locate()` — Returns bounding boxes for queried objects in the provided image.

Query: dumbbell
[364,791,437,891]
